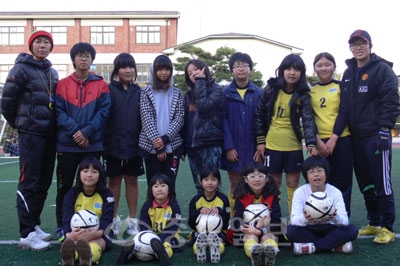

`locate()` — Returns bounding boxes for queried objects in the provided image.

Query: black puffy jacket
[1,53,58,136]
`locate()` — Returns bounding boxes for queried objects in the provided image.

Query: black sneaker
[150,238,170,266]
[117,242,135,265]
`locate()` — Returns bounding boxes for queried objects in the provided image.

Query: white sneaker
[195,232,208,263]
[126,217,139,235]
[35,225,53,241]
[250,243,264,266]
[333,241,353,253]
[112,216,122,235]
[293,242,315,255]
[19,231,50,251]
[207,232,220,263]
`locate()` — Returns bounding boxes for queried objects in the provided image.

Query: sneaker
[112,216,122,235]
[207,232,220,263]
[333,241,353,253]
[126,217,139,236]
[359,225,381,236]
[19,231,50,251]
[373,227,395,244]
[195,232,208,263]
[150,238,170,266]
[56,227,65,242]
[264,244,279,266]
[293,242,316,255]
[76,238,92,266]
[61,238,76,266]
[117,241,135,265]
[250,243,264,266]
[35,225,52,241]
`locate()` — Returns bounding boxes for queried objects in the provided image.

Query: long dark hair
[73,156,107,193]
[152,55,173,91]
[184,59,211,89]
[233,161,280,199]
[111,53,137,81]
[146,173,176,202]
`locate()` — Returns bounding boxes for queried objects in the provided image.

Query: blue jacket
[341,53,400,137]
[222,80,263,172]
[55,72,111,152]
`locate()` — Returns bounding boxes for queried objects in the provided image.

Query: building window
[35,26,67,45]
[136,26,160,44]
[0,26,24,45]
[93,64,113,82]
[90,26,115,45]
[137,64,151,84]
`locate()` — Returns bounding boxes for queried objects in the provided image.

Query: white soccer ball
[133,230,160,261]
[243,203,270,227]
[195,214,223,234]
[70,209,99,231]
[304,191,335,222]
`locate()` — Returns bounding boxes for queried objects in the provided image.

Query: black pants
[17,132,56,238]
[144,153,179,190]
[55,152,101,227]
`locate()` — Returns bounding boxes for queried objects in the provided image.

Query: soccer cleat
[264,244,279,266]
[195,232,208,263]
[19,231,50,251]
[76,238,92,266]
[112,216,122,235]
[250,243,264,266]
[373,227,395,244]
[126,217,139,236]
[358,225,381,236]
[117,242,135,265]
[293,242,316,255]
[207,232,220,263]
[34,225,52,241]
[150,238,170,266]
[56,227,65,242]
[333,241,353,253]
[61,238,76,266]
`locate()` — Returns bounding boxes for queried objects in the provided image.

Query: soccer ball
[195,214,223,234]
[243,203,270,227]
[70,209,99,231]
[304,191,335,222]
[133,230,160,261]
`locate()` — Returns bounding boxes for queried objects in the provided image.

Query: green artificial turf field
[0,149,399,266]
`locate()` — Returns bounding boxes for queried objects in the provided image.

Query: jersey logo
[361,73,369,80]
[329,87,338,93]
[358,86,368,93]
[164,213,171,219]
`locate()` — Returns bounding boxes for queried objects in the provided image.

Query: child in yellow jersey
[187,167,230,263]
[60,156,115,266]
[117,173,181,266]
[254,54,317,216]
[227,162,282,266]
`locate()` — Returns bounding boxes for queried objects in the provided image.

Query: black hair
[111,53,137,81]
[146,173,176,202]
[228,52,253,72]
[301,155,330,183]
[199,167,221,184]
[184,59,211,89]
[234,161,280,199]
[73,156,107,193]
[70,42,96,69]
[313,52,336,68]
[271,54,309,93]
[152,55,173,91]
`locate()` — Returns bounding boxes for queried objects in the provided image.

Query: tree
[173,44,264,93]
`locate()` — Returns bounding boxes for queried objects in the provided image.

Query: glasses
[307,168,325,175]
[76,54,92,59]
[246,174,266,180]
[350,42,369,49]
[233,64,250,70]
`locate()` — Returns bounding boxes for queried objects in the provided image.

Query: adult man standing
[341,29,400,244]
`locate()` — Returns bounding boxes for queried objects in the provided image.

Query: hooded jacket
[1,53,58,136]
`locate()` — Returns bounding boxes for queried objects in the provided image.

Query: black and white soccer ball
[243,203,270,227]
[133,230,160,261]
[304,191,335,222]
[195,214,223,234]
[70,209,99,231]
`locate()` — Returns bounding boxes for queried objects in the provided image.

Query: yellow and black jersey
[139,198,181,242]
[310,81,350,139]
[266,89,301,151]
